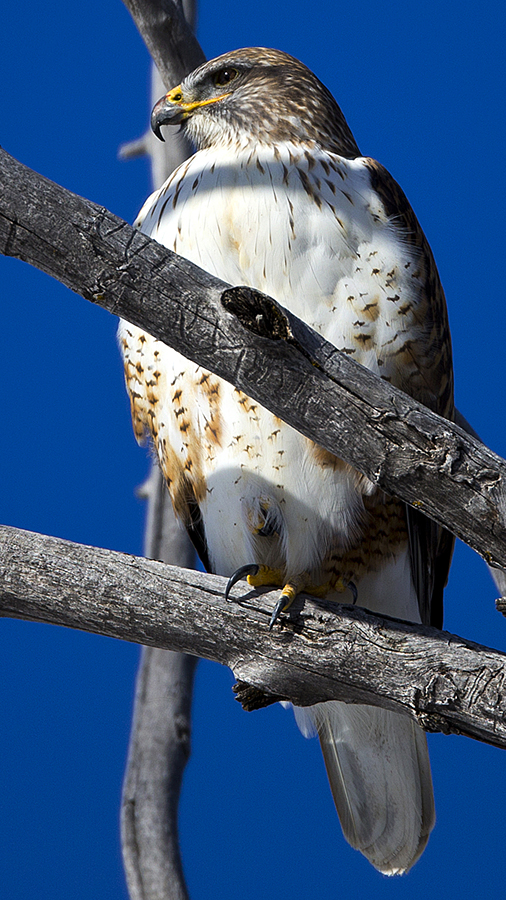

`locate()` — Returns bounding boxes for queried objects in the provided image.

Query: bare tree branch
[122,468,197,900]
[1,522,506,749]
[118,5,201,894]
[120,0,205,88]
[122,645,196,900]
[1,144,506,574]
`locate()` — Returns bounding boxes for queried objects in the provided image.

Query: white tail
[294,701,435,874]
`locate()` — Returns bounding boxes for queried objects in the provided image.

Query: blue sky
[1,1,506,897]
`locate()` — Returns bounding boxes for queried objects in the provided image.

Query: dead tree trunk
[118,3,204,896]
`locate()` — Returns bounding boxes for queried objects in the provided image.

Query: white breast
[123,142,419,578]
[139,143,419,376]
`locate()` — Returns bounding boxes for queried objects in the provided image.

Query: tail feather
[295,701,435,874]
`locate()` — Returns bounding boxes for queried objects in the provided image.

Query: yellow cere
[165,85,232,112]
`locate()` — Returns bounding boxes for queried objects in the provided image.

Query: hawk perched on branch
[119,48,454,874]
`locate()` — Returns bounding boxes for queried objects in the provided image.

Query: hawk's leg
[225,565,357,629]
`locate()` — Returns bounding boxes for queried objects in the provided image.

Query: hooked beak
[151,84,232,141]
[151,87,186,142]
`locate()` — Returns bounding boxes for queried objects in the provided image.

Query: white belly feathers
[121,142,419,578]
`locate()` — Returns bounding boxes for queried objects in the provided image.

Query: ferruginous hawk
[119,47,454,875]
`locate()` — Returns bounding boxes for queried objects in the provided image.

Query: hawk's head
[151,48,360,157]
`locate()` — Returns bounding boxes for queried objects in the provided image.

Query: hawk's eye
[214,68,237,87]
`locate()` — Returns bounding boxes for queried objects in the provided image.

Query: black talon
[348,581,358,604]
[268,596,287,631]
[225,564,259,601]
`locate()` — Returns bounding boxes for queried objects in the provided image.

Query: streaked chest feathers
[120,142,428,600]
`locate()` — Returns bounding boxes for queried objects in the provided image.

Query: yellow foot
[246,564,284,588]
[224,563,290,629]
[268,573,327,629]
[224,564,357,630]
[269,575,357,629]
[224,563,284,602]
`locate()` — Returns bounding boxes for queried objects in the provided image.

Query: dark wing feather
[185,497,212,573]
[365,159,455,627]
[405,507,454,628]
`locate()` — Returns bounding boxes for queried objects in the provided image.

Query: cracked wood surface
[1,523,506,750]
[117,6,202,893]
[1,146,506,574]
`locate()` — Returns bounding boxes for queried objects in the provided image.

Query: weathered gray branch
[122,468,197,900]
[120,229,195,895]
[1,522,506,749]
[1,145,506,574]
[118,4,201,895]
[120,0,205,88]
[122,646,196,900]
